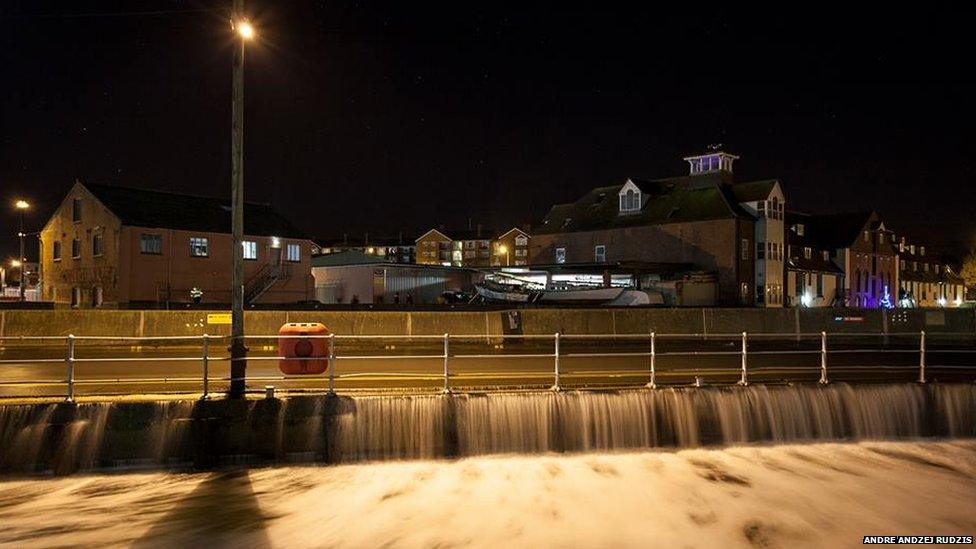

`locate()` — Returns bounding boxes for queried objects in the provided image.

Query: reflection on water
[1,440,975,548]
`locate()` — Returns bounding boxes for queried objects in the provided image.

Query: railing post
[551,332,561,392]
[738,331,748,386]
[65,334,75,402]
[201,334,209,399]
[819,331,829,385]
[646,331,657,389]
[918,330,926,384]
[442,333,451,394]
[328,332,336,394]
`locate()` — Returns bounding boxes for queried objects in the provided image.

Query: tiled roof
[84,183,308,239]
[535,176,768,235]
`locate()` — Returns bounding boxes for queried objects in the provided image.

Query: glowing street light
[498,244,510,267]
[9,259,22,268]
[13,199,29,301]
[235,20,255,40]
[229,1,256,397]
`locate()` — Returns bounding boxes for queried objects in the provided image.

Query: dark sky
[3,2,976,260]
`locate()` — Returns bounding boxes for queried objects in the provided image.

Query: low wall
[0,307,973,339]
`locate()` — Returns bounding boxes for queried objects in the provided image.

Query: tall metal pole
[18,210,25,301]
[228,0,248,397]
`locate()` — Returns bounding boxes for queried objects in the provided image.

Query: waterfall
[0,383,973,474]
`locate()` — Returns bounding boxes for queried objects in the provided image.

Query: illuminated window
[286,243,301,262]
[804,247,812,259]
[555,247,566,264]
[243,240,257,260]
[594,245,606,263]
[740,238,749,260]
[189,237,209,257]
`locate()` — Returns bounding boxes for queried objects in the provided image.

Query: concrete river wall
[1,383,974,474]
[0,307,974,337]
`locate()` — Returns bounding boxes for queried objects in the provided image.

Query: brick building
[895,237,967,307]
[415,226,530,268]
[803,211,898,307]
[784,212,844,307]
[530,151,784,306]
[40,182,316,308]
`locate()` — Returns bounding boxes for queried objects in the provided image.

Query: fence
[0,331,975,400]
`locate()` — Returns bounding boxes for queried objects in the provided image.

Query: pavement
[0,333,974,400]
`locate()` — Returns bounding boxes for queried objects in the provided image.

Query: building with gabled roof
[415,226,530,268]
[531,150,785,306]
[39,181,316,308]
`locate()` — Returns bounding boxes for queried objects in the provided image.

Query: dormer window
[618,181,642,214]
[619,189,640,212]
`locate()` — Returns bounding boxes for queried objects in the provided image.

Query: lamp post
[229,3,254,398]
[14,200,29,301]
[498,244,510,267]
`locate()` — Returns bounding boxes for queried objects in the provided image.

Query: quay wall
[0,307,973,339]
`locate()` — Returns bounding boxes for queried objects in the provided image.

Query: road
[0,333,974,398]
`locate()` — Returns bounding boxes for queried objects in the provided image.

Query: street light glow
[9,259,22,268]
[236,20,255,40]
[14,200,29,210]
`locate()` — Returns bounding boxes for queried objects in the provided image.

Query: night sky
[3,2,975,261]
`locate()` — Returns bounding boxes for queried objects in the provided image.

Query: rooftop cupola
[683,147,738,175]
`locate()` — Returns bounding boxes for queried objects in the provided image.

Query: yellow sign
[207,313,233,325]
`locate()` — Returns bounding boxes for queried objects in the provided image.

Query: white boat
[474,283,535,303]
[538,286,626,304]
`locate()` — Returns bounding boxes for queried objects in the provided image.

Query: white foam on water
[1,440,974,548]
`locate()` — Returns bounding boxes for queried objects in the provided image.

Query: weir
[0,383,973,475]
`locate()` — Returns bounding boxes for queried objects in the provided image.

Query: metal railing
[0,330,974,400]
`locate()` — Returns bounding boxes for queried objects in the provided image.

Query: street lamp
[14,200,29,301]
[498,244,510,267]
[229,2,254,397]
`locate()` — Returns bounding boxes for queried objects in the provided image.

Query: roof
[802,211,876,250]
[83,183,308,239]
[535,176,766,234]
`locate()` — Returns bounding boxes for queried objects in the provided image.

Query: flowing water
[0,441,974,548]
[0,383,974,547]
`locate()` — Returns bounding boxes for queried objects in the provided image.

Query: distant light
[498,245,508,254]
[954,298,963,306]
[937,297,947,307]
[9,260,22,268]
[236,20,255,40]
[14,200,29,210]
[271,237,281,248]
[800,292,813,307]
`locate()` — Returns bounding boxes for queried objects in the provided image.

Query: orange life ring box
[278,322,331,375]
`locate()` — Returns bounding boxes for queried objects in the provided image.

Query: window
[140,234,162,254]
[53,241,62,261]
[920,246,926,256]
[555,247,566,264]
[619,188,640,212]
[242,240,257,260]
[803,247,812,259]
[864,231,869,242]
[757,201,766,217]
[189,237,209,257]
[740,238,749,261]
[816,274,824,297]
[92,233,104,257]
[756,284,765,304]
[515,235,528,246]
[286,243,301,262]
[72,198,82,222]
[92,287,103,308]
[71,238,81,259]
[796,224,805,236]
[756,241,765,260]
[594,245,606,263]
[822,251,829,261]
